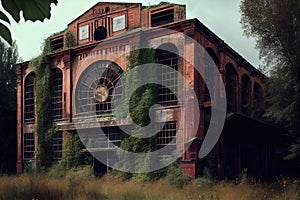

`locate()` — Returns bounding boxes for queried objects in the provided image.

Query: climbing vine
[29,29,75,172]
[65,30,76,49]
[58,132,92,170]
[145,1,171,9]
[30,38,53,171]
[114,46,165,180]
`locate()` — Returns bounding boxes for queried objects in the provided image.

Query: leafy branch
[0,0,58,45]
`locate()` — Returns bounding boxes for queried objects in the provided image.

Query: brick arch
[241,74,251,106]
[156,43,179,55]
[225,63,238,112]
[204,47,220,102]
[205,47,219,68]
[23,71,35,83]
[254,82,264,109]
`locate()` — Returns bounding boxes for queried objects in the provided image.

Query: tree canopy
[0,39,19,172]
[240,0,300,161]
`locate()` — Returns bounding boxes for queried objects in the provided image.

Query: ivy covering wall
[30,38,53,171]
[114,46,166,180]
[29,29,75,172]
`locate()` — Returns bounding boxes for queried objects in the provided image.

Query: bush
[48,164,94,179]
[164,163,192,188]
[194,177,215,189]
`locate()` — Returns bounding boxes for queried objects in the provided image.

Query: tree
[240,0,300,161]
[0,0,58,45]
[0,39,19,173]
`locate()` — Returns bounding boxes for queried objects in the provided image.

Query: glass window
[156,121,177,154]
[24,73,35,123]
[75,61,123,116]
[24,132,35,160]
[52,131,63,160]
[52,69,63,120]
[155,43,179,107]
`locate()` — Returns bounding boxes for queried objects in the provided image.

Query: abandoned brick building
[16,2,280,178]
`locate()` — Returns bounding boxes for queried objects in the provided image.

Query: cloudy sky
[0,0,261,67]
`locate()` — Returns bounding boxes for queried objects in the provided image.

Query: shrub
[164,163,192,188]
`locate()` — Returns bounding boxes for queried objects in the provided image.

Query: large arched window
[155,43,179,107]
[75,61,123,116]
[254,83,264,109]
[24,73,35,123]
[241,74,251,106]
[52,68,63,120]
[204,48,219,102]
[225,64,238,113]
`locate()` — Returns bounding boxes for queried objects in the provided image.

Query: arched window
[75,61,123,116]
[52,68,63,120]
[241,74,251,106]
[24,73,35,123]
[254,83,264,109]
[155,43,179,107]
[204,48,219,102]
[225,64,238,113]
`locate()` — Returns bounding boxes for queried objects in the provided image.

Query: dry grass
[0,173,299,200]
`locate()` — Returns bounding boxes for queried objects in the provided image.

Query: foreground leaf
[0,22,12,45]
[1,0,58,22]
[0,11,10,24]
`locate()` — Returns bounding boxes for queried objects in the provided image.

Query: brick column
[16,65,23,174]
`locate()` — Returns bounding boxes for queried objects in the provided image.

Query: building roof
[67,2,142,26]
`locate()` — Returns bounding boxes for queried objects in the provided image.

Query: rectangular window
[156,122,177,155]
[50,34,64,51]
[112,15,126,32]
[52,69,63,120]
[81,127,121,150]
[52,131,63,160]
[24,133,35,160]
[79,25,89,40]
[151,9,174,27]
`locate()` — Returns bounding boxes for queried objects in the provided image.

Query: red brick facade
[17,2,272,178]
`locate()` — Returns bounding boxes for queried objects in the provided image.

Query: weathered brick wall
[68,3,142,46]
[16,3,266,176]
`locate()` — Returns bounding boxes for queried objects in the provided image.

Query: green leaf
[0,22,12,45]
[1,0,58,22]
[0,11,10,24]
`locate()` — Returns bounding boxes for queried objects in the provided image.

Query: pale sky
[0,0,261,67]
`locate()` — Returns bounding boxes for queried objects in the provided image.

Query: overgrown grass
[0,171,299,200]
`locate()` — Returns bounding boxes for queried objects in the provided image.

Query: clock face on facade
[94,85,109,102]
[75,61,123,116]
